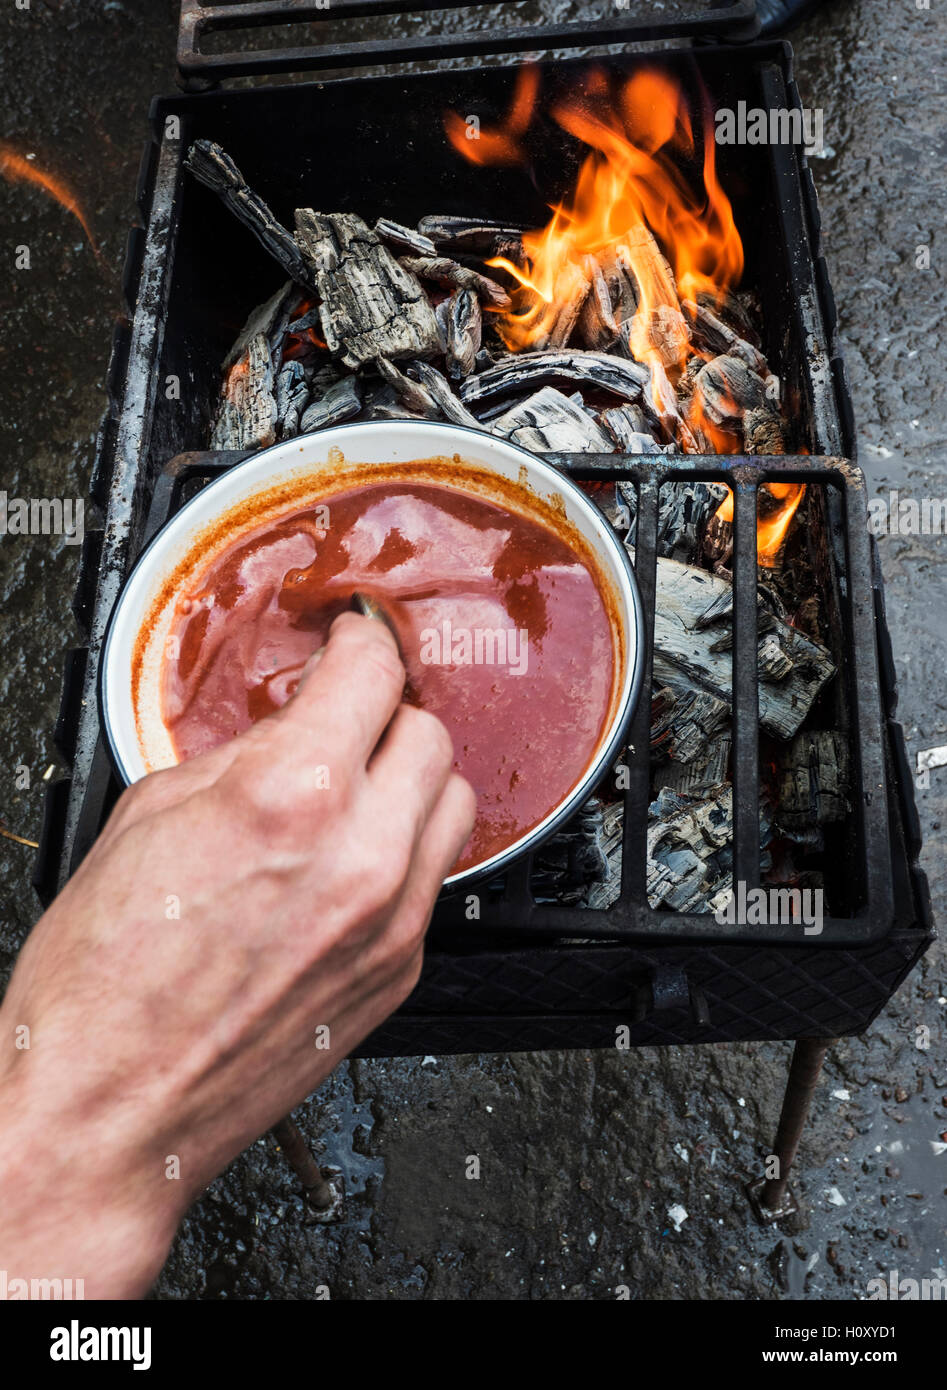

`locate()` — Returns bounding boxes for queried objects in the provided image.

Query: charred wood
[490,387,614,454]
[185,141,315,291]
[294,211,439,369]
[460,349,648,407]
[399,255,512,310]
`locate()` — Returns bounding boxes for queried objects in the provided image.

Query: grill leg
[746,1036,837,1224]
[271,1115,339,1217]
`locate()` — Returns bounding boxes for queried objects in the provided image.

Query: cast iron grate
[46,445,894,949]
[177,0,761,83]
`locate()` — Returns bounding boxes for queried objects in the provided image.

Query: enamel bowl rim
[99,418,645,890]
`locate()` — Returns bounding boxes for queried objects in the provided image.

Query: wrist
[0,1039,184,1298]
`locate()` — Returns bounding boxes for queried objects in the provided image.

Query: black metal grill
[176,0,761,84]
[32,10,933,1056]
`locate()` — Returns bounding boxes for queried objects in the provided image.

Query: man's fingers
[266,611,405,768]
[397,772,477,907]
[367,703,457,841]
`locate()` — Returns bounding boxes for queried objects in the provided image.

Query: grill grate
[53,446,894,949]
[177,0,761,83]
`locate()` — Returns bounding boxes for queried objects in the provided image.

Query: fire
[0,142,101,261]
[444,65,540,167]
[444,67,807,564]
[447,68,743,405]
[712,481,806,567]
[757,482,805,566]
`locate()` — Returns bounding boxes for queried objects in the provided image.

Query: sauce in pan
[161,480,616,873]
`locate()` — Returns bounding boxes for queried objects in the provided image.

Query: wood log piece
[743,406,786,454]
[693,354,767,426]
[460,349,648,407]
[299,375,362,433]
[650,682,731,765]
[223,281,294,371]
[294,211,439,369]
[577,254,621,350]
[399,255,512,310]
[417,214,526,263]
[776,730,851,832]
[185,141,315,291]
[374,217,437,257]
[682,298,770,378]
[374,357,440,418]
[407,360,485,430]
[490,387,614,454]
[210,332,276,451]
[628,552,835,739]
[446,287,482,379]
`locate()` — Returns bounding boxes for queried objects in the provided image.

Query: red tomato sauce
[161,480,615,873]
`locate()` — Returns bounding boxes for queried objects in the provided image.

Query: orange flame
[0,142,101,260]
[447,67,744,414]
[712,482,806,567]
[444,65,540,167]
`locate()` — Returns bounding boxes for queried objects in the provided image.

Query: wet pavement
[0,0,944,1300]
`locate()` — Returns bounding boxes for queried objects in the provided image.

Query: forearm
[0,1040,183,1299]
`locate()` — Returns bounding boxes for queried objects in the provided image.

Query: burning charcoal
[599,243,639,325]
[373,217,437,257]
[223,282,295,372]
[474,347,495,372]
[743,405,786,454]
[299,375,362,433]
[531,797,612,901]
[577,255,620,350]
[693,354,767,426]
[406,360,485,430]
[757,632,794,681]
[275,360,311,438]
[185,141,315,292]
[683,299,769,379]
[653,732,732,796]
[490,387,614,454]
[363,384,429,422]
[399,255,512,310]
[374,357,440,418]
[600,403,650,449]
[433,298,450,355]
[643,363,700,452]
[460,349,647,408]
[294,211,439,368]
[211,332,276,451]
[617,226,677,306]
[647,786,736,912]
[697,288,761,348]
[620,481,729,562]
[776,730,851,832]
[627,552,836,739]
[446,287,482,379]
[640,304,691,370]
[533,261,591,351]
[285,306,321,337]
[650,683,731,766]
[275,359,305,417]
[417,214,526,263]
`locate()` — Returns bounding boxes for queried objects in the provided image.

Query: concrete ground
[0,0,943,1300]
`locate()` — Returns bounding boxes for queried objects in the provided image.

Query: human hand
[0,612,475,1297]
